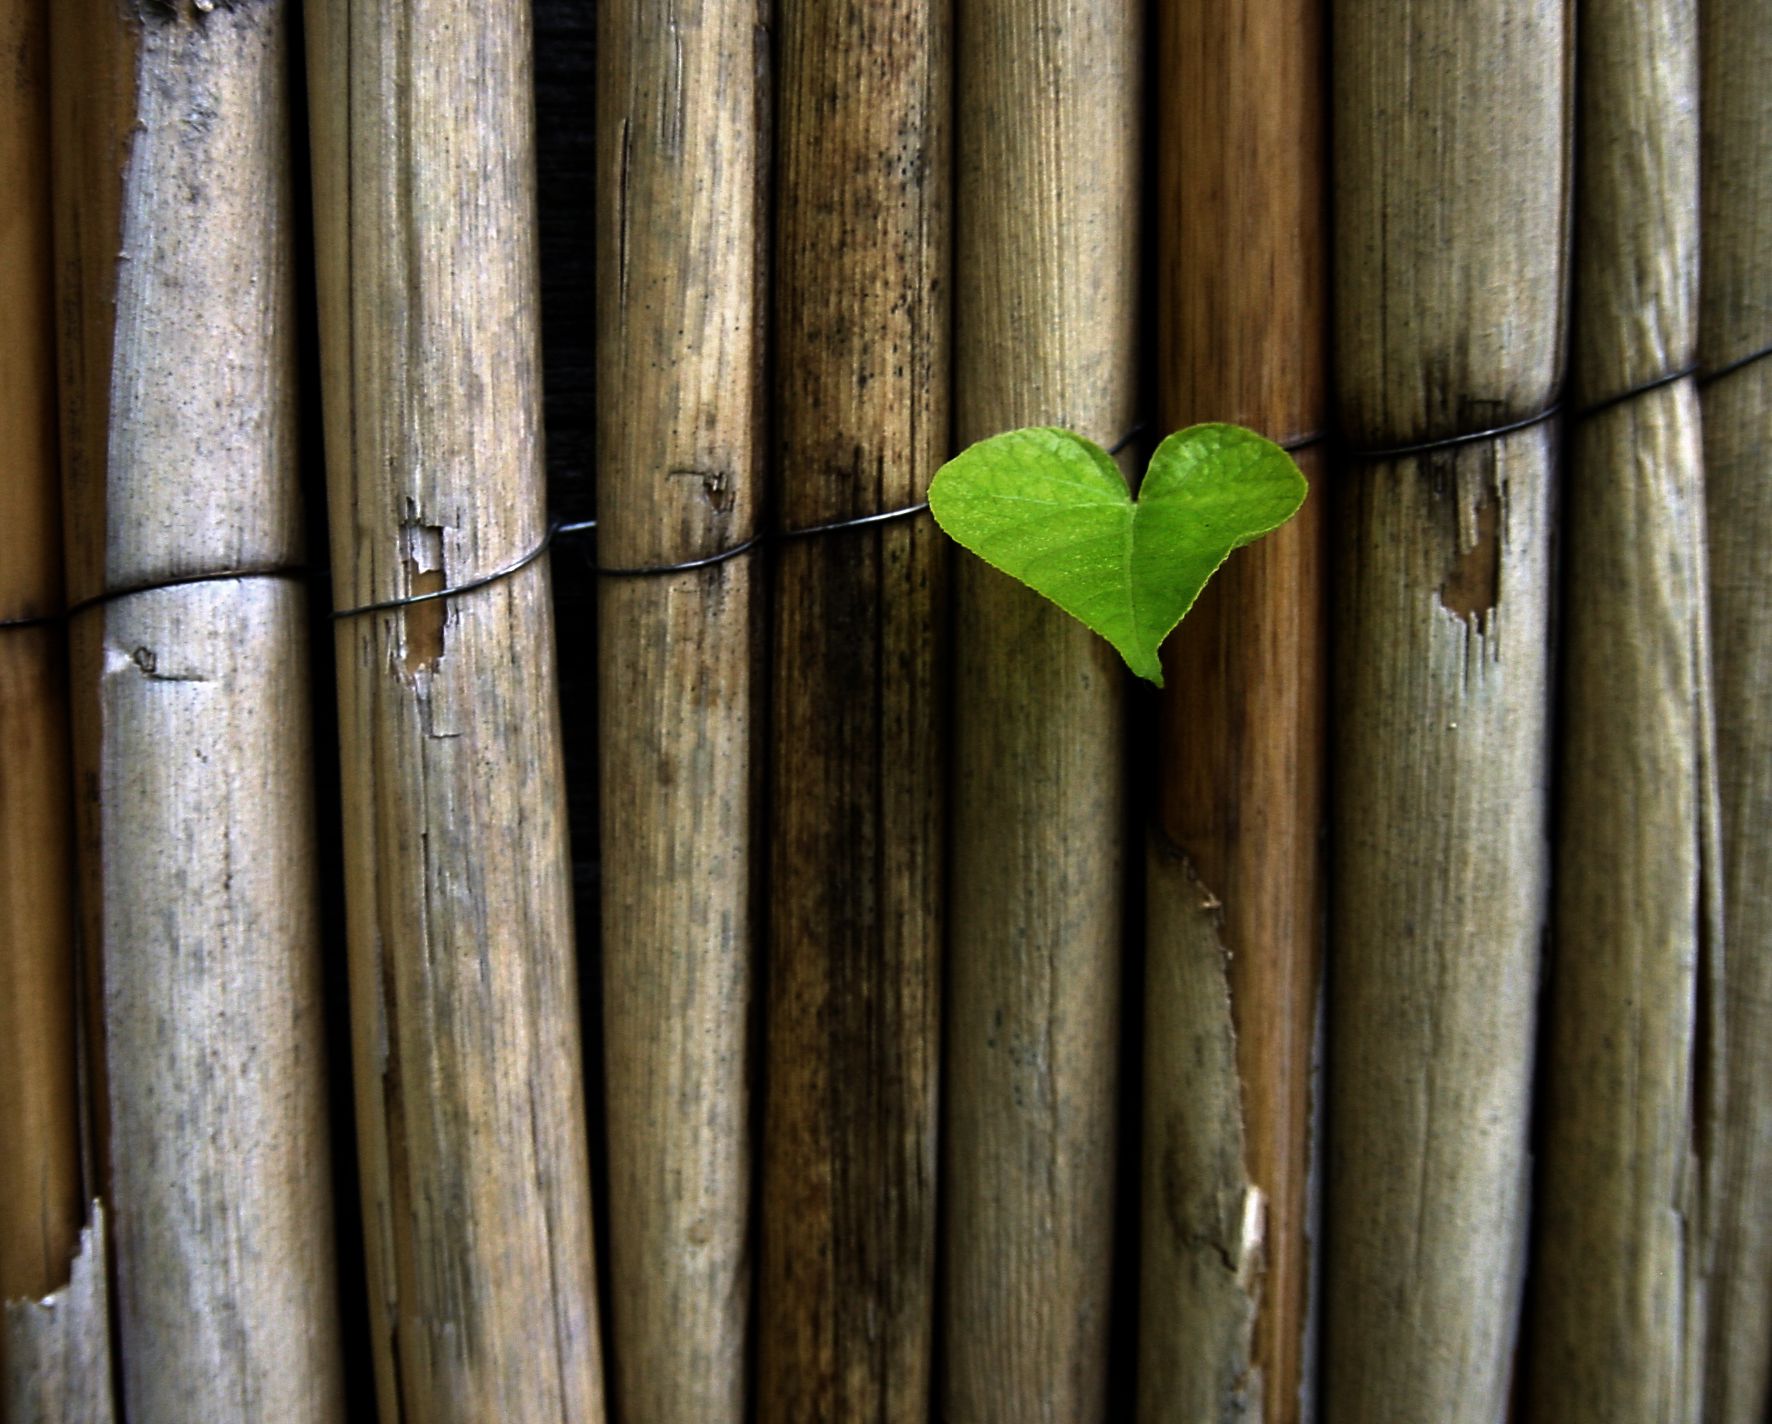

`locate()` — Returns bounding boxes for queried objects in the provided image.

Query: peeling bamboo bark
[594,1,766,1420]
[1326,1,1569,1419]
[944,2,1138,1419]
[50,3,343,1419]
[1142,0,1327,1416]
[760,1,947,1420]
[1524,1,1715,1418]
[0,0,81,1317]
[1700,1,1772,1416]
[306,2,606,1419]
[2,1204,115,1424]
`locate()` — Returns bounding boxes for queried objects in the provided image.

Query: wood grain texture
[50,3,344,1419]
[1144,0,1327,1416]
[305,2,606,1419]
[1327,3,1568,1417]
[1524,2,1715,1418]
[760,1,947,1420]
[0,0,80,1313]
[594,1,766,1420]
[944,2,1137,1419]
[2,1203,116,1424]
[1700,1,1772,1415]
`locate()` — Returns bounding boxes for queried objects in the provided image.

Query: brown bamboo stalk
[304,2,606,1419]
[760,1,947,1419]
[1141,0,1327,1416]
[0,0,80,1312]
[1700,1,1772,1416]
[594,1,766,1419]
[49,2,343,1419]
[944,2,1138,1419]
[1523,1,1714,1417]
[1326,1,1569,1420]
[2,1205,115,1424]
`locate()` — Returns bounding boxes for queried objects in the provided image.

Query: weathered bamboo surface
[1326,1,1568,1419]
[1700,0,1772,1416]
[50,2,344,1419]
[594,0,766,1419]
[944,2,1138,1419]
[760,1,947,1419]
[1525,1,1715,1418]
[306,2,605,1419]
[2,1204,115,1424]
[1143,0,1327,1416]
[0,0,80,1317]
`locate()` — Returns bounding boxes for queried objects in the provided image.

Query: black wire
[1699,340,1772,387]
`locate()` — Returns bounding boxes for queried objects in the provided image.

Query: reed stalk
[943,2,1138,1418]
[1325,1,1569,1418]
[1141,0,1327,1416]
[594,1,767,1418]
[1699,1,1772,1416]
[760,1,948,1419]
[1524,1,1715,1417]
[50,2,343,1418]
[305,1,606,1417]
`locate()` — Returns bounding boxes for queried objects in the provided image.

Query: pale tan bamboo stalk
[49,3,343,1419]
[1524,1,1715,1417]
[944,2,1138,1419]
[594,1,766,1420]
[1700,1,1772,1416]
[3,1206,114,1424]
[759,0,947,1419]
[305,2,605,1419]
[1326,1,1569,1420]
[0,0,80,1312]
[1141,0,1327,1416]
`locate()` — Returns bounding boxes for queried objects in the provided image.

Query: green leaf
[927,423,1308,687]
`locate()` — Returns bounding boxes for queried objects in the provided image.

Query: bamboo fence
[1,2,1766,1422]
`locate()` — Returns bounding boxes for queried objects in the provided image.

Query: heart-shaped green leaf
[927,423,1307,686]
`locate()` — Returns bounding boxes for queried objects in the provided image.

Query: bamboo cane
[1700,1,1772,1416]
[944,3,1138,1419]
[1523,2,1715,1417]
[49,3,343,1419]
[0,0,80,1312]
[594,2,766,1420]
[1140,0,1327,1417]
[760,2,948,1420]
[1325,2,1569,1420]
[305,1,605,1418]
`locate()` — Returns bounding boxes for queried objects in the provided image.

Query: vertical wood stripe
[1144,0,1328,1416]
[761,0,948,1419]
[1700,0,1772,1414]
[51,2,344,1419]
[1524,0,1714,1418]
[306,0,606,1417]
[1327,0,1569,1419]
[944,1,1138,1419]
[0,0,81,1315]
[595,0,767,1419]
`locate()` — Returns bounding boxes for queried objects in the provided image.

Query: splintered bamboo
[2,1207,113,1424]
[1700,2,1772,1417]
[0,0,80,1315]
[305,2,605,1419]
[944,2,1138,1419]
[1525,2,1714,1418]
[49,2,343,1419]
[760,1,947,1420]
[595,1,765,1419]
[1141,0,1327,1418]
[1326,2,1568,1420]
